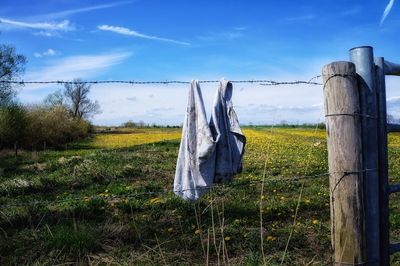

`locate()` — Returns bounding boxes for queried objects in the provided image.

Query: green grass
[0,127,399,265]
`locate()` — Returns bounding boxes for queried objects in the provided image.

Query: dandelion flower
[150,197,161,204]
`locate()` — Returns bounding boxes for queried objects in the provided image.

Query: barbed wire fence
[0,73,353,264]
[0,76,323,86]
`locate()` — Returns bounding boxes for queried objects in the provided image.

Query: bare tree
[0,44,26,106]
[44,89,65,107]
[63,79,101,119]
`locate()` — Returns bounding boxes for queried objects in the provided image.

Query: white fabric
[174,80,216,201]
[174,79,246,201]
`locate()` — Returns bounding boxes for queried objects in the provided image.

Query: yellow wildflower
[150,197,162,204]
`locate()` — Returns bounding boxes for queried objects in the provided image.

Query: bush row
[0,104,92,150]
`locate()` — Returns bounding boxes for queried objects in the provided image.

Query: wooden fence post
[323,61,366,264]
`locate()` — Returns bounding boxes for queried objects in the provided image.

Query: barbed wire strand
[0,74,360,89]
[0,76,326,86]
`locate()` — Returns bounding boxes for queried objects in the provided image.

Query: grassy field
[1,127,400,265]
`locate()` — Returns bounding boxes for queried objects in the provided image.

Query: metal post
[375,56,390,266]
[384,60,400,75]
[349,46,380,265]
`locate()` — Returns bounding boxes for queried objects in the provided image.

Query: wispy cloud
[0,17,75,31]
[34,48,58,58]
[340,6,362,16]
[197,28,245,42]
[33,30,60,37]
[24,51,132,90]
[37,1,134,19]
[97,25,190,46]
[285,14,315,22]
[380,0,395,25]
[233,26,247,31]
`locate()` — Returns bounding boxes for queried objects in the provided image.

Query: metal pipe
[390,242,400,254]
[384,60,400,76]
[389,184,400,194]
[387,123,400,133]
[375,56,390,265]
[350,46,381,265]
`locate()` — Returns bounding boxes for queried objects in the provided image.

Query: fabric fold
[173,80,216,201]
[174,79,246,201]
[210,79,246,183]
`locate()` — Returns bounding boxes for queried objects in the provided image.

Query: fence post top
[322,61,356,75]
[349,46,373,51]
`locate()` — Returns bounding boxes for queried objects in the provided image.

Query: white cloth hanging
[174,79,246,201]
[173,80,216,201]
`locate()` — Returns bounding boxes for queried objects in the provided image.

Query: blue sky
[1,0,399,125]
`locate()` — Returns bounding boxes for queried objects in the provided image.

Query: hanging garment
[210,79,246,182]
[174,80,217,201]
[174,79,246,201]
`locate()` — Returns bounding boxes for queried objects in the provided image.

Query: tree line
[0,43,100,152]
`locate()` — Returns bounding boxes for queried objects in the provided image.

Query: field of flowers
[88,128,181,149]
[0,127,400,265]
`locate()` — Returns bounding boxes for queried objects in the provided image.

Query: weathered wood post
[323,61,366,264]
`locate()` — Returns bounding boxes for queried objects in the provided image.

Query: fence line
[0,77,323,86]
[0,73,350,211]
[2,165,383,211]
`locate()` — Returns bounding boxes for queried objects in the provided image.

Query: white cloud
[380,0,395,25]
[0,17,75,31]
[37,1,135,19]
[33,31,60,37]
[34,48,58,58]
[97,24,190,46]
[23,51,132,91]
